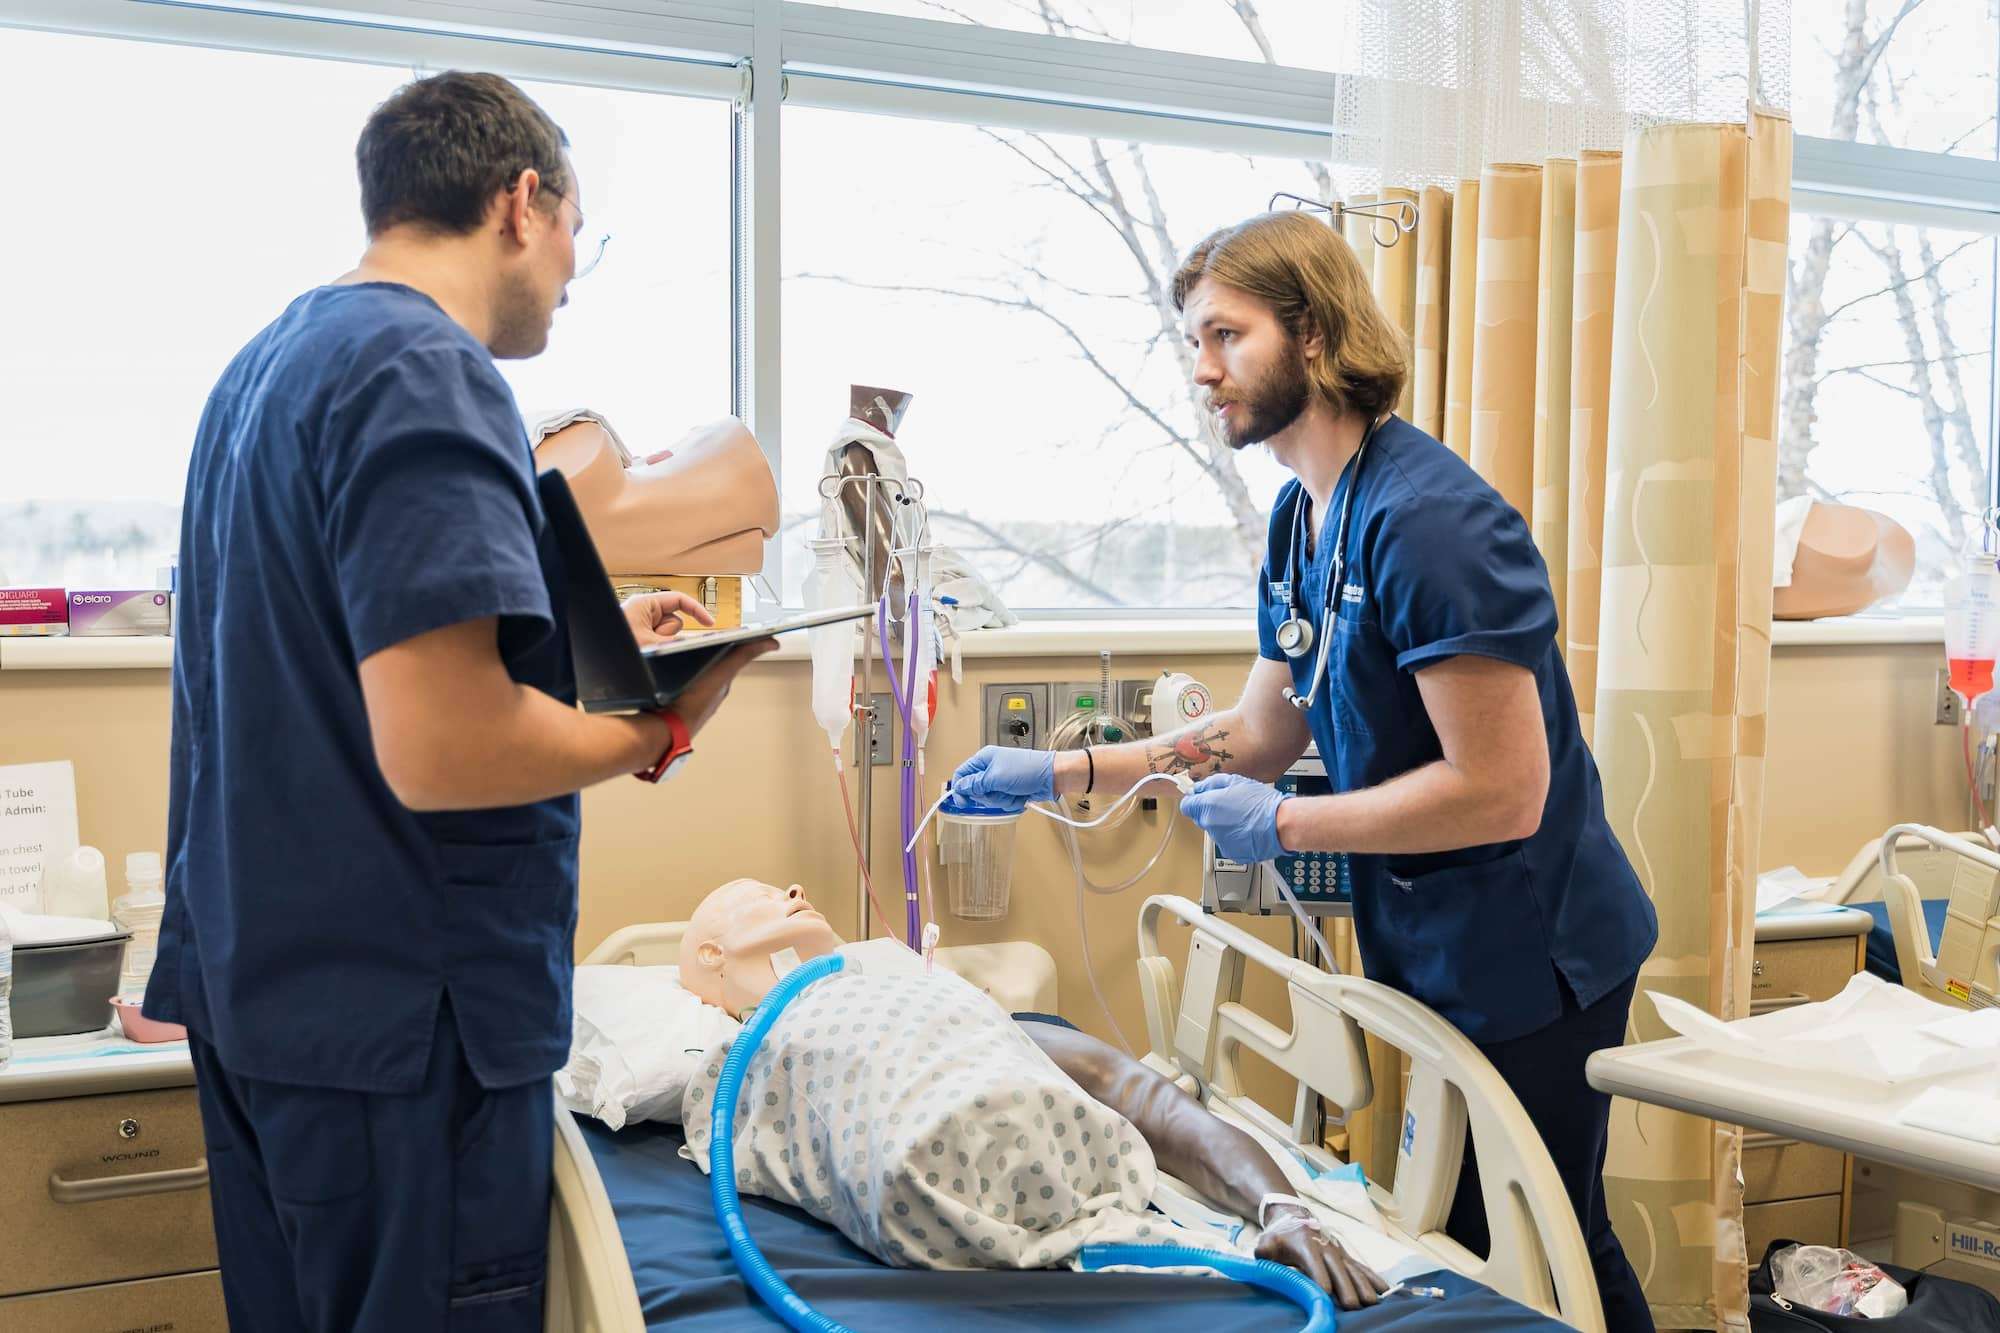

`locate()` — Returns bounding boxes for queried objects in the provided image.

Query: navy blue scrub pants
[1444,972,1653,1333]
[187,1000,552,1331]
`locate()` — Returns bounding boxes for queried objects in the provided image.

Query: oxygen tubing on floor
[707,953,1338,1333]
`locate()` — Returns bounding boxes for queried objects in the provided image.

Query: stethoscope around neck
[1277,415,1384,714]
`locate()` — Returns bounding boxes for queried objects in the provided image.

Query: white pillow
[558,965,739,1130]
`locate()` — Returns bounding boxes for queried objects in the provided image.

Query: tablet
[538,468,877,714]
[640,604,874,658]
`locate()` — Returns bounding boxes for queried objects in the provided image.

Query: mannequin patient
[679,878,1385,1308]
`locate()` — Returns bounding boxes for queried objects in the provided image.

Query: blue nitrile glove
[949,746,1057,812]
[1181,773,1293,864]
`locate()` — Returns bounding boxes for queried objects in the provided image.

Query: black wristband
[1083,747,1096,795]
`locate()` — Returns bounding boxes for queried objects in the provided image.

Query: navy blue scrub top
[146,283,579,1094]
[1257,416,1657,1045]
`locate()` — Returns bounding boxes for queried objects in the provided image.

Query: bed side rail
[583,921,690,967]
[1880,825,1996,997]
[1137,894,1602,1333]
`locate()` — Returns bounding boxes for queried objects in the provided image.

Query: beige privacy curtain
[1357,110,1792,1331]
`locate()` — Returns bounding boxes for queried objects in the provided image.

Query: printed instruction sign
[1,761,79,913]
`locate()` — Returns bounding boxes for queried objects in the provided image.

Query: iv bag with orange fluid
[1944,548,2000,704]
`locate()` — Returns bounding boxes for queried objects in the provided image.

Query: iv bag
[805,541,859,750]
[910,571,938,749]
[1944,549,2000,705]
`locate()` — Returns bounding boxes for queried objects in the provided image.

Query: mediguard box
[0,587,67,636]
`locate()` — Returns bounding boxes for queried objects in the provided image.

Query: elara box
[68,589,172,637]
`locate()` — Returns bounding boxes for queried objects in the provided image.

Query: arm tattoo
[1144,721,1235,780]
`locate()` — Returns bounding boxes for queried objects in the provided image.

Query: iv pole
[817,460,929,944]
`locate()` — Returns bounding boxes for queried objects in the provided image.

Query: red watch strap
[634,708,692,783]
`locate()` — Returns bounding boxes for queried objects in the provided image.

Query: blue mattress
[577,1116,1573,1331]
[1857,900,1949,985]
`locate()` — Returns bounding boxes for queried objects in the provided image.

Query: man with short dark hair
[145,70,769,1329]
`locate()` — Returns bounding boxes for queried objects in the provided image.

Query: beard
[489,268,556,360]
[1212,343,1312,450]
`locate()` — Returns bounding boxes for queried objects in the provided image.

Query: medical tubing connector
[905,770,1191,854]
[1079,1245,1337,1332]
[710,955,1335,1333]
[710,953,856,1333]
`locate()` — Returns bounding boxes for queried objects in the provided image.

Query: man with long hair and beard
[947,211,1659,1332]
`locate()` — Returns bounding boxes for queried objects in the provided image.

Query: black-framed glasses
[547,186,611,280]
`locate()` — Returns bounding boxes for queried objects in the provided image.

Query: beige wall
[0,640,1964,1049]
[1759,643,1965,874]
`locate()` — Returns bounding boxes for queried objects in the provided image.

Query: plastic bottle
[41,846,111,921]
[113,852,166,999]
[1,909,13,1072]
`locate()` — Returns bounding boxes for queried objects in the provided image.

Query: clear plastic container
[113,851,166,998]
[938,801,1021,921]
[41,845,110,921]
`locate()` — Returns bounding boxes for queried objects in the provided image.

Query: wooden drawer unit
[1743,1132,1846,1204]
[1746,1195,1845,1255]
[1741,911,1868,1252]
[1750,936,1856,1011]
[0,1085,217,1298]
[0,1269,223,1331]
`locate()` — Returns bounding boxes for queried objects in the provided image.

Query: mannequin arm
[1019,1020,1385,1308]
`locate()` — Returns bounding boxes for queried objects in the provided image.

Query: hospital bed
[543,893,1604,1332]
[1597,825,2000,1297]
[1813,827,1976,991]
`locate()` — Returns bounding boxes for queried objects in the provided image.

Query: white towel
[526,407,635,464]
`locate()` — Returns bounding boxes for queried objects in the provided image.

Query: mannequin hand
[1181,773,1291,863]
[949,746,1056,811]
[622,591,716,646]
[1255,1206,1385,1310]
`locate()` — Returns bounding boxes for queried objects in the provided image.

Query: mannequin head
[680,879,847,1017]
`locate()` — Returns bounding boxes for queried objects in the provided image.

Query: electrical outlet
[1938,669,1963,727]
[864,692,896,765]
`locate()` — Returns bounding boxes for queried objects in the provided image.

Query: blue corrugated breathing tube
[706,952,1336,1332]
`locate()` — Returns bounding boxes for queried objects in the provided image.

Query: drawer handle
[1742,1131,1799,1151]
[1750,992,1811,1015]
[48,1162,209,1205]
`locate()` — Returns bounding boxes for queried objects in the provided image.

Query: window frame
[1792,133,2000,584]
[12,0,2000,618]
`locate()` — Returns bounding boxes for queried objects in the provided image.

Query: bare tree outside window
[782,2,1332,609]
[1782,0,2000,610]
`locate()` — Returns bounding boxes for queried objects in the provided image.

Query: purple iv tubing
[877,592,923,947]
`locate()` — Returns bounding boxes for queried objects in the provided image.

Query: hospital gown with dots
[682,971,1203,1271]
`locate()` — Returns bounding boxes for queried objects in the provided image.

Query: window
[808,0,1346,71]
[1792,0,1998,159]
[33,2,1995,623]
[780,105,1323,609]
[485,83,733,457]
[1783,5,2000,617]
[1778,210,1996,612]
[0,23,729,590]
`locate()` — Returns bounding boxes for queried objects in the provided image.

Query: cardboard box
[67,589,171,637]
[0,587,66,636]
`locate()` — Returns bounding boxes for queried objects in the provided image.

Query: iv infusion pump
[1200,745,1353,917]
